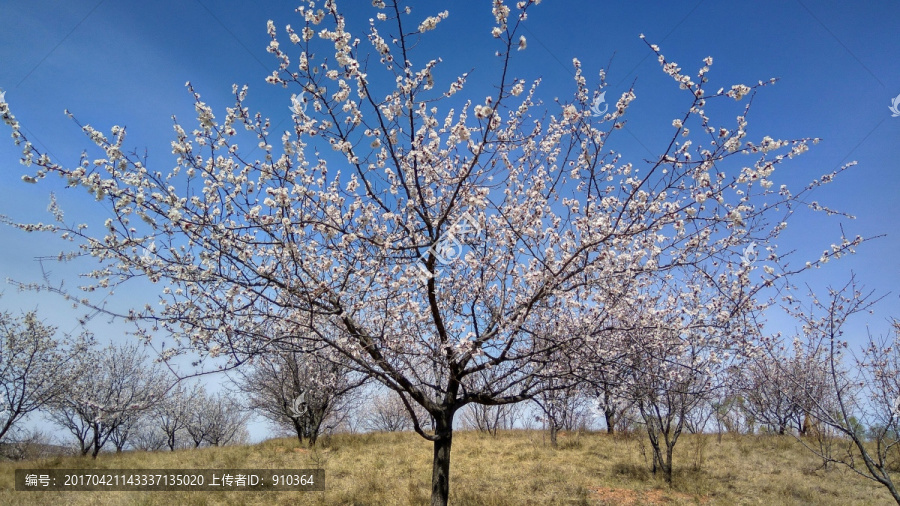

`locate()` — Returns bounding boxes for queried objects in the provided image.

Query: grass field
[0,429,894,505]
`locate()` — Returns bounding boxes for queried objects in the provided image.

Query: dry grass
[0,430,893,505]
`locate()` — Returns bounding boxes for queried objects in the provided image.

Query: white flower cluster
[492,0,510,27]
[728,84,751,101]
[418,10,448,32]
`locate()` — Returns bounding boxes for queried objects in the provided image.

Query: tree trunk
[79,435,92,456]
[307,409,326,448]
[91,427,101,459]
[549,424,558,448]
[646,422,661,475]
[430,412,453,506]
[605,409,616,435]
[663,442,674,484]
[292,417,304,445]
[0,421,11,443]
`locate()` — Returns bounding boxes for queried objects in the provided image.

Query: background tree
[740,337,830,436]
[0,309,87,445]
[130,418,169,452]
[0,0,864,503]
[45,398,93,456]
[202,395,250,447]
[589,364,633,435]
[711,390,755,437]
[609,279,740,485]
[682,397,718,435]
[364,391,418,433]
[528,314,595,446]
[532,375,592,447]
[47,342,166,458]
[459,402,520,436]
[0,428,67,461]
[627,326,715,484]
[185,387,248,448]
[741,347,803,435]
[153,382,200,451]
[785,277,900,503]
[236,336,366,446]
[108,414,140,453]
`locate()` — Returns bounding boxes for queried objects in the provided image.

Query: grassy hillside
[0,430,893,505]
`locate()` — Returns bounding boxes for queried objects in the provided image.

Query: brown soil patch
[591,486,707,505]
[591,486,640,505]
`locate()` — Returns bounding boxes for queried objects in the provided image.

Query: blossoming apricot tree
[0,0,865,503]
[45,342,166,458]
[0,309,87,445]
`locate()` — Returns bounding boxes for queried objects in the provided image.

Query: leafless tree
[46,402,93,456]
[709,393,745,440]
[741,353,797,435]
[785,277,900,503]
[585,362,635,435]
[365,392,419,433]
[0,428,68,461]
[683,398,717,435]
[185,387,248,448]
[130,419,169,452]
[109,415,140,453]
[203,398,250,447]
[459,402,520,436]
[237,337,366,447]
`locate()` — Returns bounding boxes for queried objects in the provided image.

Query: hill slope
[0,430,893,505]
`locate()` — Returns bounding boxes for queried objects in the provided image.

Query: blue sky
[0,0,898,441]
